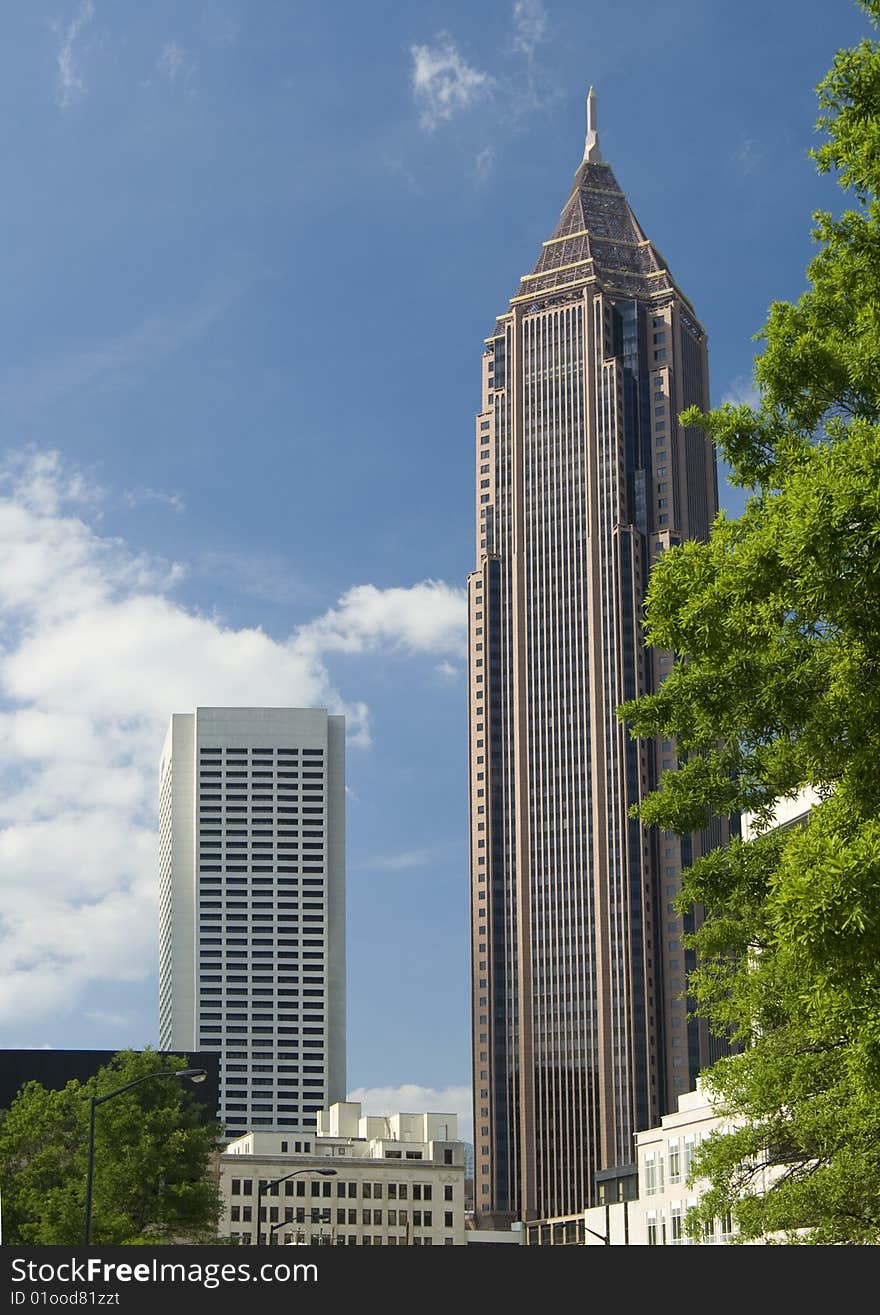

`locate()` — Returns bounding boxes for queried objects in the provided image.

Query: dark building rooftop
[0,1049,220,1124]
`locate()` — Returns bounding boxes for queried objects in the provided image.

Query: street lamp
[256,1167,337,1245]
[267,1217,333,1247]
[83,1067,207,1245]
[268,1218,291,1244]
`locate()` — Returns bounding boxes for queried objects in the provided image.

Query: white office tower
[159,708,346,1136]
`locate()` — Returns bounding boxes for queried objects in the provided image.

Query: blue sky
[0,0,870,1138]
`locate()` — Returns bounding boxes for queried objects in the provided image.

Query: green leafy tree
[0,1049,223,1245]
[618,0,880,1245]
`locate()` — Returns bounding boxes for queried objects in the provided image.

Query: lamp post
[256,1167,337,1245]
[83,1067,206,1245]
[267,1216,335,1247]
[268,1218,291,1245]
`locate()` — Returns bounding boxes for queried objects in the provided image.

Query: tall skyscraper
[468,90,728,1224]
[159,707,346,1136]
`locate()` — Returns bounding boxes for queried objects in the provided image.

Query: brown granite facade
[468,92,728,1224]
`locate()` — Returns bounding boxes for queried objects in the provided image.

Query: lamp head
[175,1068,208,1083]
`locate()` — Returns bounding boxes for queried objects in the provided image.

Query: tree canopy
[0,1049,222,1245]
[618,0,880,1245]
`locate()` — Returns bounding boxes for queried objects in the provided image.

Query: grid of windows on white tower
[158,708,346,1138]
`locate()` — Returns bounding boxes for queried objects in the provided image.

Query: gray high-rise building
[159,707,346,1137]
[468,91,728,1224]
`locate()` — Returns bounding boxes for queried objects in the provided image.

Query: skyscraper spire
[583,84,602,162]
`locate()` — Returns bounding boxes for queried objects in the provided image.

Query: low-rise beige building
[625,1081,736,1245]
[219,1101,466,1246]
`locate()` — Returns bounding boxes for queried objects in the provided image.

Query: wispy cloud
[0,281,246,410]
[508,0,560,120]
[511,0,548,58]
[722,374,761,409]
[355,846,451,873]
[733,136,765,176]
[410,36,494,132]
[407,3,556,166]
[54,0,95,110]
[122,487,186,514]
[201,6,238,46]
[157,40,197,84]
[0,449,467,1031]
[193,549,315,608]
[474,146,495,184]
[382,154,424,197]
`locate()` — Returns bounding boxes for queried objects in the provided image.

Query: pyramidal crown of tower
[497,87,691,332]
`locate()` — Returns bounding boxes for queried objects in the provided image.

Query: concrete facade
[217,1102,466,1246]
[741,785,821,841]
[158,707,346,1137]
[465,1225,525,1244]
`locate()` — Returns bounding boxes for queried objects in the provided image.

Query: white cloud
[346,1084,473,1145]
[157,40,196,83]
[0,449,466,1031]
[734,136,765,176]
[512,0,548,58]
[474,146,495,184]
[411,37,494,132]
[54,0,95,110]
[0,447,105,517]
[297,581,466,660]
[407,8,556,161]
[122,486,185,513]
[722,374,761,409]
